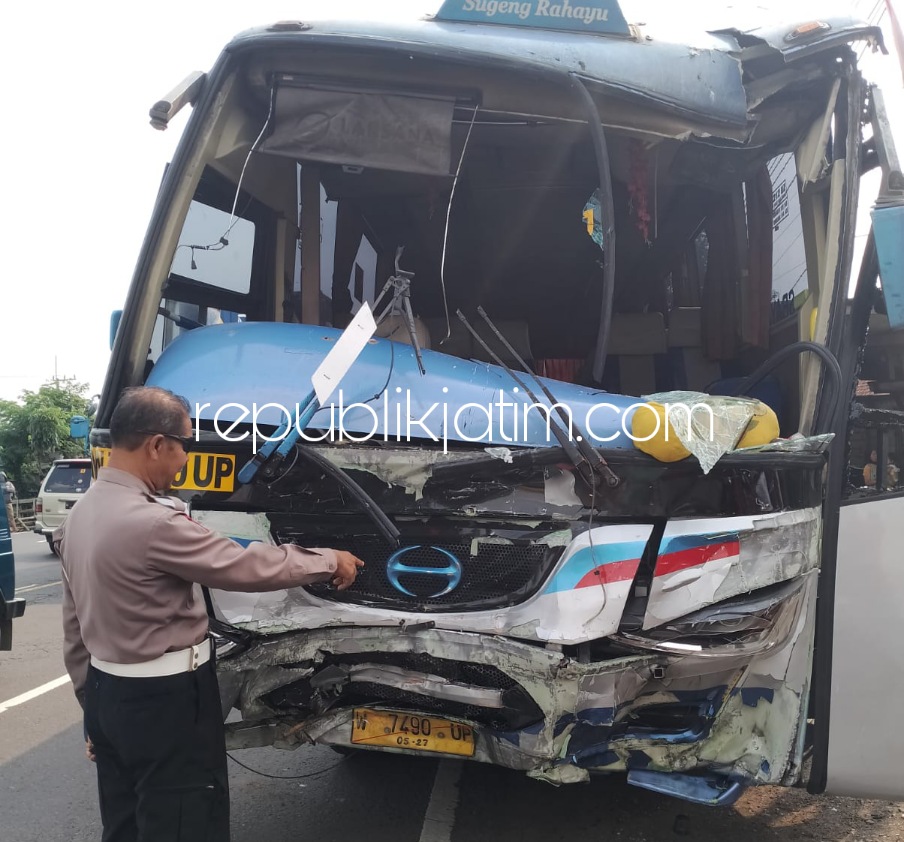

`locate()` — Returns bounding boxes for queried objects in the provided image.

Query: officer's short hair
[110,387,191,451]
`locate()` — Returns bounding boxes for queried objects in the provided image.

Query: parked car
[34,458,92,550]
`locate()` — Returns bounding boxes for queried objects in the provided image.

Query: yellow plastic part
[631,402,691,462]
[632,399,779,462]
[737,401,780,449]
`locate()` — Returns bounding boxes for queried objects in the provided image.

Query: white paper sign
[311,302,377,405]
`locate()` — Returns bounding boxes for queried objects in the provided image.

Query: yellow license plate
[92,447,236,493]
[351,709,476,757]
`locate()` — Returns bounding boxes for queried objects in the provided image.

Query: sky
[1,0,901,403]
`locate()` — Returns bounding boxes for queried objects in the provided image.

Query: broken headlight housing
[613,577,808,657]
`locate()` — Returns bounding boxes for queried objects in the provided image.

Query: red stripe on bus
[575,558,641,588]
[655,542,740,577]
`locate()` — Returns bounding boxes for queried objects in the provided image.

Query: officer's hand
[332,551,365,590]
[86,738,96,763]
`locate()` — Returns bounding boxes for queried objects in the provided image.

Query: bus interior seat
[607,313,668,397]
[423,318,532,367]
[667,307,723,392]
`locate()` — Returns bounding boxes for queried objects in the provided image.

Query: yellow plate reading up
[351,709,476,757]
[92,447,236,493]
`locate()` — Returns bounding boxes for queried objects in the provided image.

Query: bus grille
[277,529,563,612]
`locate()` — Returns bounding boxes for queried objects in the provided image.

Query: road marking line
[0,674,71,714]
[418,759,464,842]
[15,580,63,594]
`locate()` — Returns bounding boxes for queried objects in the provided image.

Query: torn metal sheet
[484,447,514,464]
[798,77,841,188]
[712,13,882,61]
[233,15,750,135]
[643,508,820,629]
[341,663,506,708]
[220,573,817,793]
[196,510,652,646]
[318,447,439,500]
[543,466,582,507]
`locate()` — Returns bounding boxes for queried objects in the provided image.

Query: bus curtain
[703,166,773,358]
[260,86,455,177]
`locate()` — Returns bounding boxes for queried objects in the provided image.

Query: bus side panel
[825,495,904,798]
[0,494,23,650]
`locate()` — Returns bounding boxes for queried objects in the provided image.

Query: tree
[0,382,94,497]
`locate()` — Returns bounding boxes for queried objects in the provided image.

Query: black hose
[727,341,844,436]
[570,73,616,385]
[294,444,400,548]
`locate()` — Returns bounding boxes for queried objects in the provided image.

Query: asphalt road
[2,531,902,842]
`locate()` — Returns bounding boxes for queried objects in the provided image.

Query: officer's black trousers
[84,658,230,842]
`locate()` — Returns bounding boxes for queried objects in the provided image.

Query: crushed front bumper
[218,569,816,804]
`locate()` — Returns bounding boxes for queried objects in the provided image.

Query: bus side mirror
[110,310,123,350]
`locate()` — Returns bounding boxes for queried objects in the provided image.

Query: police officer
[57,386,364,842]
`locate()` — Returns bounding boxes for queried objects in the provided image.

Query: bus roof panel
[227,12,878,136]
[228,18,749,130]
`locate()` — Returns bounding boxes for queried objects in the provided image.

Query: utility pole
[51,356,76,389]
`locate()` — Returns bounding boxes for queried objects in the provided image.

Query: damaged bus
[96,0,904,806]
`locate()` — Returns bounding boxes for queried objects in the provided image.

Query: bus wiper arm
[158,307,204,331]
[238,303,380,486]
[477,306,619,489]
[456,310,612,493]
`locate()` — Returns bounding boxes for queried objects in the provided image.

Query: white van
[33,459,92,550]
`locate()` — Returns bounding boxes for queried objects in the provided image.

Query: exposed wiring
[177,85,277,265]
[857,0,886,61]
[363,336,396,405]
[227,751,348,780]
[259,442,300,487]
[228,84,277,235]
[438,105,479,345]
[175,240,229,273]
[175,192,255,274]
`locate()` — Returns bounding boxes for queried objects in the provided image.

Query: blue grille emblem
[386,546,463,598]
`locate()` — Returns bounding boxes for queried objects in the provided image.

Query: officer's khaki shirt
[58,467,338,703]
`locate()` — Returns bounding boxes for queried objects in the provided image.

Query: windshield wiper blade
[456,310,616,493]
[476,306,619,489]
